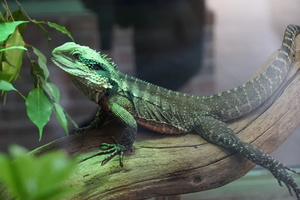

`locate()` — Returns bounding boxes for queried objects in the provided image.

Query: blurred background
[1,0,300,199]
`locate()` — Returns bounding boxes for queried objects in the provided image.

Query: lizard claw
[98,143,126,167]
[271,165,300,200]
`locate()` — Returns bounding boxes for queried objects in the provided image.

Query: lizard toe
[98,143,126,167]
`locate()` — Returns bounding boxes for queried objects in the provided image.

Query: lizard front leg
[96,101,137,167]
[194,116,300,199]
[71,108,114,135]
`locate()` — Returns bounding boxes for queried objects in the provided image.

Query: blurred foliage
[0,0,77,139]
[0,145,76,200]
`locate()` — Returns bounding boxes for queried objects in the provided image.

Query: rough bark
[31,35,300,200]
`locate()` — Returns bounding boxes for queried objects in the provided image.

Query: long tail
[196,116,300,199]
[205,24,300,121]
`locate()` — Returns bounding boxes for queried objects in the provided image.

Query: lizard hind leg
[194,116,300,199]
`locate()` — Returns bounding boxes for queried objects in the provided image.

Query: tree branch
[32,35,300,200]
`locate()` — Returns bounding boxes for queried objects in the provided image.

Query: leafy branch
[0,0,77,139]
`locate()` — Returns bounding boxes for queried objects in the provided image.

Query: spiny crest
[100,53,118,70]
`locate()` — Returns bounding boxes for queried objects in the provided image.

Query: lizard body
[52,24,300,198]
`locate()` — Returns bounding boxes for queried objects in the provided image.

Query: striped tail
[206,24,300,121]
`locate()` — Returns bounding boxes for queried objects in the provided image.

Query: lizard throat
[71,76,106,103]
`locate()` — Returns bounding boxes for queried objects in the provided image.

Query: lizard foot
[272,165,300,200]
[97,143,126,167]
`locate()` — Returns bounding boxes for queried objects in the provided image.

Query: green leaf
[48,83,60,103]
[30,61,43,88]
[0,21,29,43]
[26,88,53,140]
[30,20,74,42]
[28,48,77,134]
[0,12,5,23]
[47,83,77,133]
[32,46,50,81]
[53,103,68,134]
[11,10,27,35]
[0,46,27,52]
[45,83,68,133]
[46,22,74,41]
[0,153,14,199]
[30,47,50,90]
[0,28,26,82]
[66,113,79,129]
[35,22,51,42]
[0,80,26,100]
[0,80,18,91]
[0,145,76,200]
[8,144,29,158]
[42,82,59,103]
[0,61,16,82]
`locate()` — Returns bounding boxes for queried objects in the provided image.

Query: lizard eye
[72,52,81,59]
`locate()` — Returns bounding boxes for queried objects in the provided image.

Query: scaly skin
[52,24,300,199]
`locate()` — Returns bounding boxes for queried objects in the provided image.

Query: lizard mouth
[51,52,78,70]
[51,53,95,80]
[51,53,112,90]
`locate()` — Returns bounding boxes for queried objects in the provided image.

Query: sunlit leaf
[0,46,27,52]
[0,80,17,91]
[0,21,29,43]
[26,88,53,140]
[0,80,26,100]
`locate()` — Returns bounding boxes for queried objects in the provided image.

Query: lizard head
[51,42,118,103]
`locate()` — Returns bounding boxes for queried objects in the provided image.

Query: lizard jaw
[51,44,113,103]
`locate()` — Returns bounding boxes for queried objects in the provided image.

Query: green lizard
[52,24,300,199]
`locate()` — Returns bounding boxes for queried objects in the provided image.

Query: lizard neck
[70,75,106,103]
[117,72,196,104]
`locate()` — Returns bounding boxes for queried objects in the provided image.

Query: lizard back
[120,24,300,128]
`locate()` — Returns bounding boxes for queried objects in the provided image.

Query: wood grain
[31,35,300,200]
